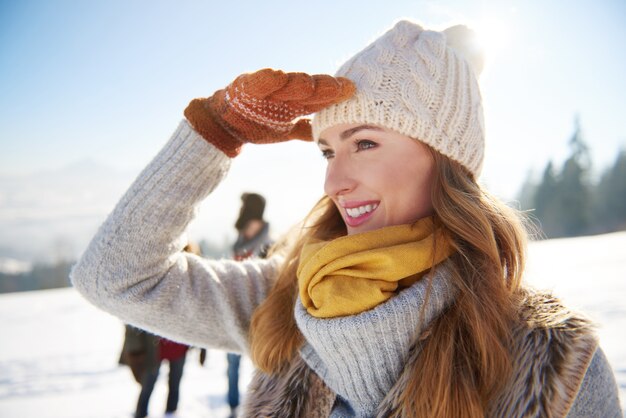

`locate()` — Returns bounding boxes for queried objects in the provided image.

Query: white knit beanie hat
[312,20,486,177]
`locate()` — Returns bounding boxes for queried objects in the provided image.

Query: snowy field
[0,232,624,418]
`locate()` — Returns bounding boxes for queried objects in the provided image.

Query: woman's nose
[324,157,357,198]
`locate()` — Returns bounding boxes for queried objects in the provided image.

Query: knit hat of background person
[312,21,486,177]
[235,193,266,231]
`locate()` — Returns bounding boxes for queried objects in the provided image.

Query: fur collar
[242,353,335,417]
[241,289,598,418]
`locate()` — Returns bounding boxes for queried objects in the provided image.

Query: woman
[72,20,621,417]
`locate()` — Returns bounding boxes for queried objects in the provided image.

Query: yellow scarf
[297,217,455,318]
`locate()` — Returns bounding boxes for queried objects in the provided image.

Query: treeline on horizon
[517,117,626,239]
[1,117,624,293]
[0,240,230,294]
[0,260,74,294]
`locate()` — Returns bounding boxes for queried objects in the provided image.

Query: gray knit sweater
[71,120,281,354]
[71,120,622,417]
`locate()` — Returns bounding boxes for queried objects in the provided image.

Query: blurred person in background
[226,192,273,417]
[119,325,188,418]
[118,242,199,417]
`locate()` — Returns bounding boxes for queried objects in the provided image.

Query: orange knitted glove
[184,69,355,157]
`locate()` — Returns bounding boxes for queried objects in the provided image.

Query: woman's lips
[341,201,379,227]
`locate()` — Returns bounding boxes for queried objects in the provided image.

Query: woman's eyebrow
[318,125,384,144]
[340,124,384,140]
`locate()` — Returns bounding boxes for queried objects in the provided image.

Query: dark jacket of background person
[119,325,160,383]
[119,325,189,418]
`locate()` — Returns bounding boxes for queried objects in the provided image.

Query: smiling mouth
[342,202,379,227]
[345,203,378,218]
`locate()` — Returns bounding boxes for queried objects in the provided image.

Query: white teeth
[346,203,378,218]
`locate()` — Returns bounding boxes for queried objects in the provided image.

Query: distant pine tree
[595,150,626,232]
[533,161,561,237]
[519,116,624,239]
[559,157,591,236]
[529,117,593,238]
[557,118,592,236]
[517,170,538,213]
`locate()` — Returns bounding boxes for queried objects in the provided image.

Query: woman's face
[319,123,435,235]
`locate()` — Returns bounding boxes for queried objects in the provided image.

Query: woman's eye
[321,149,334,159]
[356,140,377,151]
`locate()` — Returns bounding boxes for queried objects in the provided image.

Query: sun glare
[475,15,514,59]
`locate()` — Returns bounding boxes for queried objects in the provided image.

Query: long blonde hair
[249,150,528,417]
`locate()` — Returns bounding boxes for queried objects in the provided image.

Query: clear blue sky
[1,0,625,243]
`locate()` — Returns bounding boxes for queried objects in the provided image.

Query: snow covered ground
[0,232,624,417]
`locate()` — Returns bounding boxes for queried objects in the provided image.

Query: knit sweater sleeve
[566,347,623,418]
[70,119,283,354]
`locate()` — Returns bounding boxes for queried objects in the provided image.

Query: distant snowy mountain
[0,232,624,417]
[0,257,32,275]
[0,160,136,263]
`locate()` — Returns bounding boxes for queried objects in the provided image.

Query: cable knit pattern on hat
[312,20,485,177]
